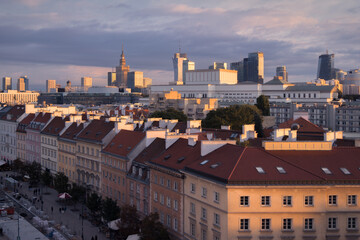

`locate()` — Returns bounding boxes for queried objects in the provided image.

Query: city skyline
[0,0,359,90]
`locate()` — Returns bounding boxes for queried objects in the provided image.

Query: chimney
[201,140,236,156]
[188,138,196,146]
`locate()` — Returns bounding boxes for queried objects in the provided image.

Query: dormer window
[322,167,332,174]
[256,167,265,174]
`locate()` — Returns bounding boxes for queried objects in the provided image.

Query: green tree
[41,168,53,194]
[140,212,170,240]
[202,104,263,132]
[26,162,42,185]
[116,204,140,240]
[53,172,69,193]
[101,197,120,223]
[68,184,86,210]
[86,192,102,216]
[12,158,24,173]
[149,108,188,122]
[255,95,270,116]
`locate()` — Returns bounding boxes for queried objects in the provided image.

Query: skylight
[200,160,209,165]
[321,167,332,174]
[340,167,351,175]
[177,156,185,163]
[256,167,265,174]
[210,162,221,169]
[164,154,171,160]
[276,167,286,174]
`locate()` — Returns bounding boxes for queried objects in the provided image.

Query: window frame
[283,196,292,207]
[240,196,249,207]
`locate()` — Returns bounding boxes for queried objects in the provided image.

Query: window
[201,207,207,220]
[328,217,337,230]
[322,167,332,174]
[240,196,249,206]
[191,183,196,193]
[201,228,207,240]
[348,217,357,230]
[261,196,270,206]
[190,221,196,236]
[167,215,171,227]
[174,181,178,191]
[239,219,249,231]
[329,195,337,205]
[283,196,292,206]
[154,174,158,184]
[256,167,265,174]
[160,177,164,186]
[167,179,171,188]
[214,213,220,225]
[282,218,292,231]
[276,166,286,174]
[261,219,271,230]
[167,197,171,208]
[173,218,178,231]
[190,202,196,215]
[305,196,314,206]
[341,167,351,175]
[202,187,207,198]
[214,192,220,203]
[174,200,178,211]
[348,195,357,206]
[304,218,314,230]
[160,194,164,205]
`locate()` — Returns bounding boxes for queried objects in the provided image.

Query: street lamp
[17,212,20,240]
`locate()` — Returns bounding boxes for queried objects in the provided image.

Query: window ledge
[238,230,251,233]
[327,229,339,232]
[303,229,316,232]
[281,230,294,233]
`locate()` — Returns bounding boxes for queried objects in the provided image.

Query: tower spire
[120,44,125,65]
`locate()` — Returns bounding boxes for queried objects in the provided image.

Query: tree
[255,95,270,116]
[12,158,24,173]
[140,212,170,240]
[101,197,120,223]
[116,204,140,240]
[26,162,42,185]
[68,184,86,210]
[53,172,69,193]
[149,108,188,122]
[202,104,263,131]
[41,168,53,194]
[86,192,102,216]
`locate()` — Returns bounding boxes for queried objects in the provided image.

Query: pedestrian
[95,235,97,240]
[59,207,61,213]
[51,206,53,213]
[91,237,94,240]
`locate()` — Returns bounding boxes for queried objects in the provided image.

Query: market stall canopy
[57,193,72,199]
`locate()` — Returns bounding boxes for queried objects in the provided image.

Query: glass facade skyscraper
[317,53,334,80]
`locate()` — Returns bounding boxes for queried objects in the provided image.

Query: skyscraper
[46,79,57,93]
[247,52,264,84]
[317,52,334,80]
[173,52,194,85]
[116,48,130,88]
[230,61,244,82]
[2,77,12,91]
[17,77,26,91]
[276,66,288,82]
[209,62,227,70]
[81,77,93,88]
[108,72,116,86]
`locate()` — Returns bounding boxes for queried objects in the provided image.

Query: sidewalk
[1,171,107,240]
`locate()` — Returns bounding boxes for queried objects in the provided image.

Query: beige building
[0,90,39,105]
[16,113,35,162]
[149,90,218,119]
[46,80,57,93]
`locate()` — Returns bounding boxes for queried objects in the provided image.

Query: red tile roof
[76,119,114,143]
[149,138,201,171]
[17,113,35,133]
[41,116,70,136]
[59,122,84,140]
[102,129,146,157]
[26,112,52,130]
[279,117,325,133]
[133,138,165,164]
[0,105,25,122]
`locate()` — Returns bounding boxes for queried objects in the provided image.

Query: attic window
[200,160,209,165]
[210,162,221,169]
[322,167,332,174]
[164,154,171,160]
[340,167,351,175]
[127,146,132,151]
[177,156,185,163]
[118,144,122,148]
[110,143,115,147]
[256,167,265,174]
[276,167,286,174]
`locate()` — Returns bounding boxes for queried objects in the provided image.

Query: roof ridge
[228,146,247,180]
[261,148,326,181]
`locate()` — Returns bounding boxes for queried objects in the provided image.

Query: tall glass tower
[317,53,334,80]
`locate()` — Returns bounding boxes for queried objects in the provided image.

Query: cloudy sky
[1,0,359,91]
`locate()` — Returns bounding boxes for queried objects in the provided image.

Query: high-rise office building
[116,48,130,88]
[2,77,12,91]
[81,76,92,88]
[317,52,334,80]
[107,72,116,86]
[46,79,57,93]
[173,52,194,85]
[247,52,264,84]
[127,71,144,89]
[230,52,264,83]
[17,77,26,91]
[276,66,288,82]
[209,62,227,70]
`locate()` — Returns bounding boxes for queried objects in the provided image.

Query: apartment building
[75,119,117,193]
[58,121,85,183]
[16,113,35,162]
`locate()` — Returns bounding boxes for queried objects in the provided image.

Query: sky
[0,0,360,91]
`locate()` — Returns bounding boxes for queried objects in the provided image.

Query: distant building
[2,77,12,91]
[209,62,227,70]
[185,69,237,85]
[116,48,130,88]
[173,52,190,85]
[128,71,144,89]
[230,52,264,83]
[17,77,26,92]
[107,72,116,86]
[46,79,57,93]
[276,66,288,82]
[81,76,92,88]
[317,52,334,80]
[343,69,360,95]
[183,59,195,84]
[230,61,244,82]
